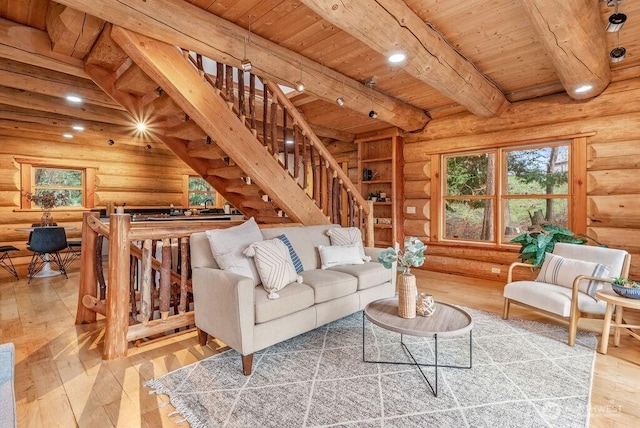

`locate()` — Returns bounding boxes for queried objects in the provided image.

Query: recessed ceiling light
[574,84,593,94]
[336,97,345,106]
[72,125,84,131]
[136,122,147,132]
[388,52,406,64]
[63,133,73,138]
[66,95,83,103]
[285,139,294,145]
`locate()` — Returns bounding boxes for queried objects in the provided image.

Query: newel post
[104,213,131,360]
[365,200,375,248]
[75,211,100,325]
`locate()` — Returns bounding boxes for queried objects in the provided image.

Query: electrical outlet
[491,267,501,274]
[406,206,416,214]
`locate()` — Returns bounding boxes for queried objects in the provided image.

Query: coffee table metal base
[362,313,472,397]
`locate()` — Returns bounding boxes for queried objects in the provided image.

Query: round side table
[595,289,640,354]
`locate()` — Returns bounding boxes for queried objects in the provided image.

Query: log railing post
[104,213,131,360]
[75,211,100,325]
[365,200,375,248]
[159,238,171,320]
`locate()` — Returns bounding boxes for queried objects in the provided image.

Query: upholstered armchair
[503,243,631,346]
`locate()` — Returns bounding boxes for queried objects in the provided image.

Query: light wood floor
[1,270,638,427]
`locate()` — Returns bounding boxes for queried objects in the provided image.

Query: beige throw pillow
[318,244,365,269]
[536,253,610,297]
[326,227,371,262]
[244,238,302,299]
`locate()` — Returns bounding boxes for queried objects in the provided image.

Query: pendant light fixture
[606,0,626,32]
[241,16,253,72]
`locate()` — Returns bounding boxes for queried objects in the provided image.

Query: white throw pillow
[205,217,262,285]
[318,244,365,270]
[326,227,371,262]
[536,253,610,297]
[244,238,302,299]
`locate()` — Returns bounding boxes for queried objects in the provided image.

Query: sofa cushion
[262,224,336,270]
[329,262,392,290]
[244,238,302,299]
[301,269,358,303]
[205,217,262,285]
[326,227,371,262]
[536,253,610,297]
[318,244,364,269]
[254,282,315,324]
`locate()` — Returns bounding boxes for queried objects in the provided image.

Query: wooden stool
[0,245,20,280]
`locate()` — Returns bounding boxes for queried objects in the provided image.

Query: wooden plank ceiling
[1,0,639,141]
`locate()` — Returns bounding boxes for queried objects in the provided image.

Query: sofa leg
[197,328,209,346]
[242,354,254,376]
[502,298,510,320]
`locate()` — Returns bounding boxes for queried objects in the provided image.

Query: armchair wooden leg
[242,354,254,376]
[197,328,209,346]
[502,298,511,320]
[568,312,579,347]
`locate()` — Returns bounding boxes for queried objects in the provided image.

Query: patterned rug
[145,307,597,427]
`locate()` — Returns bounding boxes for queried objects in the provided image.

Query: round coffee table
[363,297,473,396]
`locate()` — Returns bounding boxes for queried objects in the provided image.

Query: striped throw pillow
[276,234,304,273]
[244,238,302,299]
[536,253,610,297]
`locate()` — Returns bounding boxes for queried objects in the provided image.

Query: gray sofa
[190,224,396,375]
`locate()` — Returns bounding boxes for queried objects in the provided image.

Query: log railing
[75,211,244,359]
[184,51,373,245]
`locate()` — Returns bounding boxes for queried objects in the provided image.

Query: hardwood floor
[1,270,638,427]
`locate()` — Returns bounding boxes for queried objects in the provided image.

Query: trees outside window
[32,167,83,207]
[442,142,570,245]
[188,177,216,207]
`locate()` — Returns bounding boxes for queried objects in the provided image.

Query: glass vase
[41,210,54,227]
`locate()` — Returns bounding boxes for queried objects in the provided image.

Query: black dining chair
[0,245,20,280]
[27,227,69,283]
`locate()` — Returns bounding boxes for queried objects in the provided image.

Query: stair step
[187,139,226,159]
[253,214,292,224]
[209,165,246,180]
[225,183,262,196]
[166,120,207,140]
[238,198,276,210]
[114,63,158,96]
[146,93,183,118]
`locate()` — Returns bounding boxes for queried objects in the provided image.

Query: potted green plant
[510,225,587,267]
[379,237,426,318]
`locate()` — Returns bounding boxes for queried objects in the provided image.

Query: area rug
[145,307,597,427]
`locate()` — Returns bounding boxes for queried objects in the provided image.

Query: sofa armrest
[192,267,256,355]
[507,262,537,283]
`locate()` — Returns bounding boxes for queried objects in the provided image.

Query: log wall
[0,127,194,280]
[404,77,640,281]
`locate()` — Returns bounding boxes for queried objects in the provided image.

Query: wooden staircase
[83,24,369,229]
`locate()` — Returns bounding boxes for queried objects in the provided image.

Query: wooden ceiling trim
[299,0,509,118]
[520,0,610,100]
[46,4,105,59]
[0,17,87,78]
[54,0,429,131]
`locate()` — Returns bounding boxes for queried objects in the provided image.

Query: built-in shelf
[374,224,393,229]
[362,156,393,163]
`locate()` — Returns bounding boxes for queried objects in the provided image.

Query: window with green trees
[188,176,216,207]
[443,142,570,245]
[32,167,83,207]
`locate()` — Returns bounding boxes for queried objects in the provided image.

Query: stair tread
[114,63,158,96]
[146,93,183,119]
[166,120,207,140]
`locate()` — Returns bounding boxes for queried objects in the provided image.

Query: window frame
[17,157,96,210]
[435,136,587,248]
[183,175,222,208]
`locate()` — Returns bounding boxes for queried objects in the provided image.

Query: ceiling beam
[46,3,105,59]
[53,0,429,132]
[299,0,509,118]
[520,0,610,100]
[0,17,87,78]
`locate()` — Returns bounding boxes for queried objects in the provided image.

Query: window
[32,167,83,207]
[442,141,572,245]
[19,158,95,209]
[188,176,217,208]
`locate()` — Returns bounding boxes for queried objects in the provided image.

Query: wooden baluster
[327,167,334,220]
[283,110,289,170]
[179,237,189,314]
[129,255,138,320]
[196,53,203,71]
[75,211,99,325]
[333,175,341,224]
[159,238,171,321]
[215,62,224,90]
[347,192,354,227]
[238,69,245,117]
[365,201,375,247]
[141,239,153,326]
[225,65,234,104]
[249,74,257,133]
[270,100,279,156]
[318,155,324,212]
[302,135,309,191]
[262,86,269,146]
[97,235,106,300]
[310,144,317,204]
[293,125,300,180]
